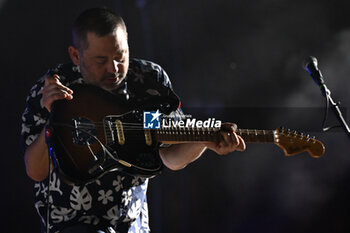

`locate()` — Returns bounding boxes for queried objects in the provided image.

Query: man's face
[78,27,129,91]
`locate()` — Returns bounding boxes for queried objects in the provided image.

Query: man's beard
[80,63,125,90]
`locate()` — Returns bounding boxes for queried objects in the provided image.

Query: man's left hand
[204,123,246,155]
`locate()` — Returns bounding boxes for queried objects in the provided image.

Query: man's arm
[24,127,50,181]
[159,123,246,170]
[24,75,73,181]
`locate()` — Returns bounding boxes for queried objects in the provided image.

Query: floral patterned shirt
[20,59,180,233]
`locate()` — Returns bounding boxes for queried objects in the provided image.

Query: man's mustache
[103,73,120,79]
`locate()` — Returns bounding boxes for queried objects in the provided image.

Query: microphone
[303,56,350,138]
[303,56,325,87]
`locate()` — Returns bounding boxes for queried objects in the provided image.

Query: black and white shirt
[21,58,180,233]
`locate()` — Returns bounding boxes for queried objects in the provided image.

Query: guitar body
[50,84,163,185]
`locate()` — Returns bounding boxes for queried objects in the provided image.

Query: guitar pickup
[71,117,97,145]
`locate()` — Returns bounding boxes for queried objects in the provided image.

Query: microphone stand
[320,84,350,139]
[304,56,350,139]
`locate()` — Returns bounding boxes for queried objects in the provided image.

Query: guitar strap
[44,124,56,233]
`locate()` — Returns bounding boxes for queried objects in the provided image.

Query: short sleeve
[20,77,49,153]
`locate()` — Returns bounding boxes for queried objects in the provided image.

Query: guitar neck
[154,128,276,144]
[237,129,275,143]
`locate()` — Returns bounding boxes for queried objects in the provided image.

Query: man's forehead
[113,26,127,39]
[113,27,128,50]
[86,28,127,41]
[85,29,128,53]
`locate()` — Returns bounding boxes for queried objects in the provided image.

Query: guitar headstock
[274,128,325,158]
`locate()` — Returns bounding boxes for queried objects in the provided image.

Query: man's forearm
[159,143,207,170]
[24,128,50,181]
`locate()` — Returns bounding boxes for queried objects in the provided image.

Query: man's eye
[114,58,124,64]
[96,59,107,64]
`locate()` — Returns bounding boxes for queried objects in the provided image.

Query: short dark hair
[72,7,126,51]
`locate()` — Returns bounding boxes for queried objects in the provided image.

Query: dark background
[2,0,350,232]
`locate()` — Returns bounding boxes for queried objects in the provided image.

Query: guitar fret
[155,127,219,142]
[236,129,275,143]
[155,128,277,144]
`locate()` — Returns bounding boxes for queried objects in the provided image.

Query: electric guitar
[48,84,325,185]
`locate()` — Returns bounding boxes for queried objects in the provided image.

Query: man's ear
[68,46,80,65]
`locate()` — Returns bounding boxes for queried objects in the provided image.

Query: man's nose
[108,60,119,74]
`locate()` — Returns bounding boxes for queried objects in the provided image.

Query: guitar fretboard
[154,128,276,144]
[236,129,275,143]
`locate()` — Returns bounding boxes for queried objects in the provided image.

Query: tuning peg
[310,136,316,143]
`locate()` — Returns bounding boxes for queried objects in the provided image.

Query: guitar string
[65,121,300,136]
[69,122,222,130]
[86,130,314,143]
[54,123,295,140]
[77,127,224,132]
[73,126,308,139]
[73,122,280,131]
[68,122,277,133]
[71,126,279,137]
[92,131,276,141]
[62,124,315,143]
[72,126,225,131]
[70,128,279,141]
[70,122,279,131]
[54,124,302,143]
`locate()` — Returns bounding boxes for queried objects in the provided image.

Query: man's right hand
[42,74,74,111]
